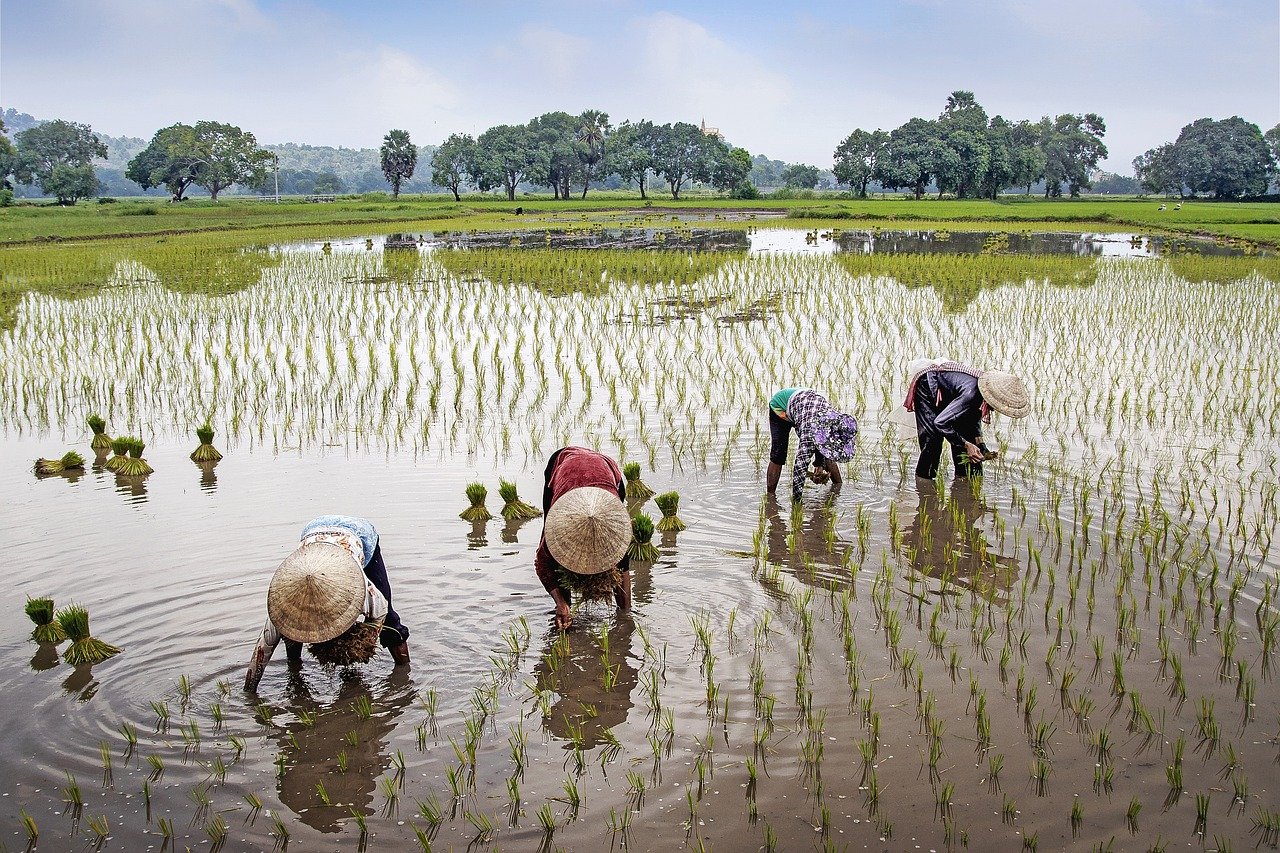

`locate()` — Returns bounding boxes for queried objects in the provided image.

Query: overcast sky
[2,0,1276,173]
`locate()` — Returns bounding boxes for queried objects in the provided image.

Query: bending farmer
[535,446,632,631]
[245,515,410,691]
[904,359,1029,480]
[766,388,859,501]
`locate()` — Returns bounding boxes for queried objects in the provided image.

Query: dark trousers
[768,409,828,467]
[363,543,409,647]
[912,387,984,479]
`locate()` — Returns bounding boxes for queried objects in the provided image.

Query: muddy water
[1,231,1279,851]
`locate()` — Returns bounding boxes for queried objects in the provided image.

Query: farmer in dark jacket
[535,447,632,631]
[904,359,1029,480]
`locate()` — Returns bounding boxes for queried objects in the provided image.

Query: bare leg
[766,461,782,494]
[615,570,632,611]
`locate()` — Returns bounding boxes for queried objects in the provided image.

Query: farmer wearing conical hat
[536,447,633,631]
[244,516,411,691]
[765,388,859,501]
[904,358,1029,480]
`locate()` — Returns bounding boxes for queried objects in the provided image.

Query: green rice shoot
[628,513,660,563]
[623,462,655,503]
[87,413,112,451]
[56,604,122,665]
[25,596,67,644]
[460,481,493,521]
[190,422,223,462]
[654,491,686,532]
[498,478,541,519]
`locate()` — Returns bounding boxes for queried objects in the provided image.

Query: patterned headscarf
[814,412,858,462]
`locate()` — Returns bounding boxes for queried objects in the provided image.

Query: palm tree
[575,110,611,198]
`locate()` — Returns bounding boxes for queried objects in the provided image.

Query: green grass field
[1,193,1277,245]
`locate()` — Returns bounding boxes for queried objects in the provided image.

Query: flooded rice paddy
[1,227,1279,851]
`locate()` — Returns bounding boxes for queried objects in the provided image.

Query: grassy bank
[1,194,1277,246]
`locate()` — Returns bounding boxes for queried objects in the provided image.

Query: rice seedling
[87,412,112,451]
[111,436,154,476]
[206,813,229,845]
[86,813,109,845]
[623,461,655,502]
[628,512,661,562]
[25,596,67,644]
[498,477,541,518]
[654,491,686,532]
[62,770,83,807]
[19,807,37,843]
[33,450,85,474]
[56,604,122,664]
[460,481,493,521]
[190,422,223,462]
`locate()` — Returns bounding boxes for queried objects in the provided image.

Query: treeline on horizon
[1,95,1277,205]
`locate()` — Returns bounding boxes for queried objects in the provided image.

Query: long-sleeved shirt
[786,390,834,501]
[534,446,628,593]
[915,370,985,445]
[245,517,391,691]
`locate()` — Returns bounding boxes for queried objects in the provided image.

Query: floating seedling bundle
[499,478,541,519]
[190,423,223,462]
[623,462,654,503]
[104,437,130,473]
[56,605,122,665]
[87,414,112,451]
[654,491,686,532]
[308,618,384,666]
[558,566,623,603]
[25,597,67,644]
[460,482,493,521]
[628,513,660,563]
[34,451,85,475]
[116,438,154,476]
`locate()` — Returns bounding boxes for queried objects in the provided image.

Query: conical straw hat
[978,371,1030,419]
[545,486,631,575]
[267,542,365,643]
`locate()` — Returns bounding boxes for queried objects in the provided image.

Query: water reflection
[195,460,219,492]
[273,669,416,833]
[500,517,532,544]
[61,663,99,702]
[900,479,1018,602]
[113,473,149,503]
[466,519,488,550]
[761,495,855,589]
[532,617,638,749]
[30,642,61,672]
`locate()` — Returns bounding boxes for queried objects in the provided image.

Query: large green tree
[935,91,990,198]
[0,119,15,192]
[1173,117,1271,199]
[575,109,611,198]
[13,119,107,204]
[652,122,718,199]
[714,146,753,194]
[873,118,948,199]
[1041,113,1107,197]
[1132,144,1182,196]
[430,133,475,201]
[474,124,535,200]
[832,128,888,197]
[126,124,203,201]
[526,112,579,199]
[611,120,658,199]
[380,129,417,198]
[781,163,821,189]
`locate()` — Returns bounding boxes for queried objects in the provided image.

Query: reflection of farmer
[535,447,632,631]
[275,668,417,832]
[532,617,638,748]
[901,479,1018,601]
[765,388,858,501]
[904,360,1029,480]
[245,516,411,691]
[763,494,853,576]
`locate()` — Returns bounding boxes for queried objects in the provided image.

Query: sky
[1,0,1277,173]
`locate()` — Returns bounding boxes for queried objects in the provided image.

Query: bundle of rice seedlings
[26,597,67,644]
[558,567,623,603]
[57,605,122,665]
[460,482,493,521]
[628,514,660,563]
[654,492,686,532]
[623,463,655,503]
[116,438,154,476]
[190,423,223,463]
[104,437,130,473]
[34,451,86,475]
[308,618,384,666]
[499,478,541,519]
[87,414,112,451]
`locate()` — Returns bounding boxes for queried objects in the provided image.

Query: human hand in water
[963,441,985,464]
[555,601,573,631]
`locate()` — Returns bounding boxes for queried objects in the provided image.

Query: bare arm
[244,622,281,692]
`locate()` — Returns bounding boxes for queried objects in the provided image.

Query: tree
[1267,124,1280,171]
[611,120,658,199]
[430,133,475,201]
[526,112,579,199]
[1041,113,1107,197]
[1132,144,1182,196]
[936,91,990,198]
[126,124,203,201]
[13,119,107,203]
[832,129,888,197]
[1172,117,1272,199]
[575,109,611,198]
[781,163,821,189]
[0,119,16,193]
[380,129,417,198]
[1008,120,1047,195]
[474,124,535,200]
[714,146,753,194]
[652,122,717,199]
[873,118,948,199]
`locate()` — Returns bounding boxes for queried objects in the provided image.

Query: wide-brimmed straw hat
[978,371,1030,418]
[906,358,934,381]
[545,486,631,575]
[267,542,365,643]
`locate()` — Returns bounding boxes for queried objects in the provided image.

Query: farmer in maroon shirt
[534,446,633,631]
